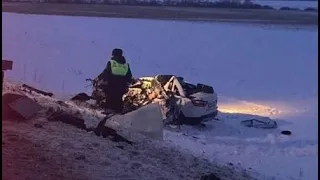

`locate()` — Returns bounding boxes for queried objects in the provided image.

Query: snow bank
[2,80,259,180]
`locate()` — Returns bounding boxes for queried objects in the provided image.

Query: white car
[135,75,218,125]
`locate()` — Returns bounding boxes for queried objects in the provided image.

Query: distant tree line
[3,0,318,11]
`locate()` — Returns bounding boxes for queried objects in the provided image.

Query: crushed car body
[72,74,218,126]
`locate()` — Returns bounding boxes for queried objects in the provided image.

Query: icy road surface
[2,12,318,180]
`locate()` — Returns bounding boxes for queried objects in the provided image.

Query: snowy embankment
[2,81,259,180]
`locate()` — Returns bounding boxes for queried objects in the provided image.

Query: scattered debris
[2,93,43,121]
[21,84,53,97]
[94,115,133,144]
[48,110,87,130]
[70,92,93,101]
[47,109,132,145]
[57,100,69,107]
[281,130,292,136]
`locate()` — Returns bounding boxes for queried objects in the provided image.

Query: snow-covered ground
[3,81,259,180]
[2,12,318,180]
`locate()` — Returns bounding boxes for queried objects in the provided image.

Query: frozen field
[2,12,318,180]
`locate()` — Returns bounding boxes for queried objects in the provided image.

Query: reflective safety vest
[110,60,129,76]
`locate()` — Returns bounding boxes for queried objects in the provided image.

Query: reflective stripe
[110,60,129,76]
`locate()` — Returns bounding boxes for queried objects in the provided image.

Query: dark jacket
[98,56,132,95]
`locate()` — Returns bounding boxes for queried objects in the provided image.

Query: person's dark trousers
[105,92,124,114]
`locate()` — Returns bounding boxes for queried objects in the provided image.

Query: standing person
[97,48,132,113]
